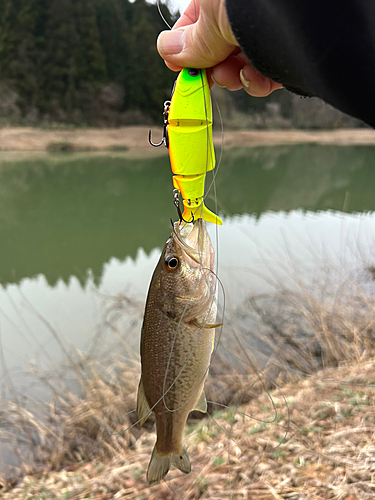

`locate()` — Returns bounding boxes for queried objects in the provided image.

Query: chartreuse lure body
[167,68,222,225]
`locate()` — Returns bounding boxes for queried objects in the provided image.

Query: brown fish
[137,219,218,484]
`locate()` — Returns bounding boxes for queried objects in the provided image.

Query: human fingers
[157,0,237,70]
[211,54,246,91]
[173,0,200,29]
[211,51,282,96]
[240,64,283,97]
[157,25,236,71]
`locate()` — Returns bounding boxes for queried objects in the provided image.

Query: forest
[0,0,179,125]
[0,0,365,128]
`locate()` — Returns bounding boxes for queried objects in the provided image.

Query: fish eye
[165,256,179,271]
[188,68,200,77]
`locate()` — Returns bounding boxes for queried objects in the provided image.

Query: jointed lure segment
[150,68,223,225]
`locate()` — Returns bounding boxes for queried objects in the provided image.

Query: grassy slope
[1,357,375,500]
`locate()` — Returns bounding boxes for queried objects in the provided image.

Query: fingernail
[158,30,185,56]
[211,74,226,89]
[240,68,251,88]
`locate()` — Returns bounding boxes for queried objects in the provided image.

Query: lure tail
[172,173,222,224]
[147,444,191,485]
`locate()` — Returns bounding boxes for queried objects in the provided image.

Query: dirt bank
[222,128,375,147]
[0,127,375,157]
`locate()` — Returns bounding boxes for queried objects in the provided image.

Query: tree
[125,0,175,121]
[0,0,179,124]
[74,0,106,88]
[0,0,43,114]
[94,0,131,82]
[42,0,106,119]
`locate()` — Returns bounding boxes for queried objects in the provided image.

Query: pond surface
[2,144,375,396]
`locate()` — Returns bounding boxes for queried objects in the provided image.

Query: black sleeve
[226,0,375,128]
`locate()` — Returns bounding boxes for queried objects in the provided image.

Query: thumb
[157,21,236,69]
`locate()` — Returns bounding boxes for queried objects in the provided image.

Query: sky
[155,0,190,18]
[170,0,190,14]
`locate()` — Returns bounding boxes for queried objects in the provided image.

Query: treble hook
[173,189,194,224]
[148,100,170,148]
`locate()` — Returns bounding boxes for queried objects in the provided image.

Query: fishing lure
[150,68,223,225]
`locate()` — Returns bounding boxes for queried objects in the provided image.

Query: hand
[157,0,282,97]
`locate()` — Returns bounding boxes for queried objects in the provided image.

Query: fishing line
[107,233,221,435]
[120,0,284,490]
[205,333,285,427]
[203,385,289,468]
[186,307,292,478]
[230,319,291,446]
[133,0,263,460]
[159,18,225,414]
[156,0,172,29]
[202,93,225,208]
[115,38,278,476]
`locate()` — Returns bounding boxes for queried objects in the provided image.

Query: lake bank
[0,127,375,159]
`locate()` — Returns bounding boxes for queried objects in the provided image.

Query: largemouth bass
[137,219,218,484]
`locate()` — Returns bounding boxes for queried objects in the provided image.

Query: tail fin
[147,444,191,485]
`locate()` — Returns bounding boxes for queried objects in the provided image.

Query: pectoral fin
[193,390,207,413]
[136,377,151,427]
[192,320,223,329]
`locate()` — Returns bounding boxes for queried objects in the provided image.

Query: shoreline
[0,127,374,159]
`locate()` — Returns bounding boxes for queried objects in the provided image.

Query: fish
[137,218,218,484]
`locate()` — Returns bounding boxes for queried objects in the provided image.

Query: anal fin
[193,390,207,413]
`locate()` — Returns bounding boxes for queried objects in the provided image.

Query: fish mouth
[172,219,209,265]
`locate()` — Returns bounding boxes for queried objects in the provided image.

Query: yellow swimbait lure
[150,68,223,225]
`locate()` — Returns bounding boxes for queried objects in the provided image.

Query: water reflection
[1,144,375,286]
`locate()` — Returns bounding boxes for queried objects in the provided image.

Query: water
[2,144,375,393]
[2,142,375,476]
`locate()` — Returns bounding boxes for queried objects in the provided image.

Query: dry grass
[0,356,140,476]
[1,266,375,498]
[0,293,144,481]
[1,358,375,499]
[206,260,375,411]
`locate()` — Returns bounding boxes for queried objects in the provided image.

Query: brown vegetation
[1,262,375,498]
[1,357,375,499]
